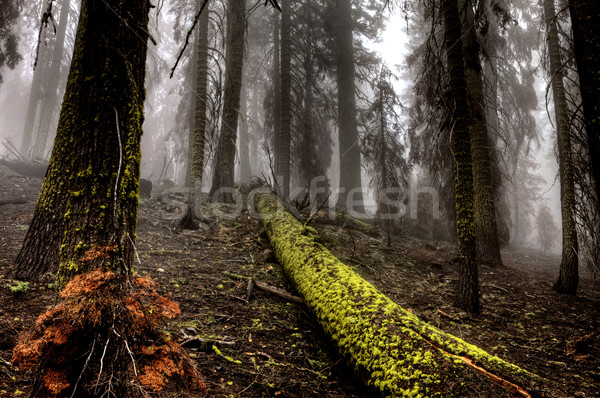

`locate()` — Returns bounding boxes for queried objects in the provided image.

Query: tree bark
[187,3,209,220]
[272,10,281,178]
[278,0,291,199]
[256,193,551,397]
[334,0,364,212]
[209,0,246,203]
[442,0,480,313]
[239,74,252,182]
[569,0,600,212]
[13,0,150,284]
[544,0,579,295]
[460,0,503,267]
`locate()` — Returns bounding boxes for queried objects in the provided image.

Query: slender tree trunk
[272,10,281,177]
[459,0,503,267]
[20,16,51,158]
[569,0,600,210]
[183,2,209,224]
[32,0,71,160]
[442,0,480,313]
[209,0,246,203]
[239,77,251,182]
[184,23,199,188]
[334,0,364,212]
[544,0,579,294]
[14,0,150,284]
[278,0,291,199]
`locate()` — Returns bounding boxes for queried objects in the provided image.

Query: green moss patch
[256,194,550,397]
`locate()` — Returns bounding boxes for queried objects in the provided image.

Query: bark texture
[14,0,150,284]
[544,0,579,295]
[278,0,291,198]
[460,0,503,267]
[334,0,364,211]
[256,193,551,397]
[210,0,246,202]
[569,0,600,210]
[442,0,480,313]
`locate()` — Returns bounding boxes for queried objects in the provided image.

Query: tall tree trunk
[334,0,364,212]
[459,0,503,267]
[569,0,600,211]
[278,0,291,199]
[184,2,209,223]
[209,0,246,203]
[32,0,71,160]
[272,10,281,178]
[14,0,150,285]
[239,77,251,182]
[442,0,480,313]
[544,0,579,294]
[184,21,199,188]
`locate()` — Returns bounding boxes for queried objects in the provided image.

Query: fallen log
[256,193,555,397]
[0,158,48,178]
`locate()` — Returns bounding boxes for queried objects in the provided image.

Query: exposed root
[12,268,206,397]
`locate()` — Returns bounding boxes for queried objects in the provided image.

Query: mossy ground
[0,175,599,396]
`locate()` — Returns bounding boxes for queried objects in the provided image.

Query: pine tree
[543,0,579,295]
[14,0,150,283]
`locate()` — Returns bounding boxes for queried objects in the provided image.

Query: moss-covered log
[256,193,554,397]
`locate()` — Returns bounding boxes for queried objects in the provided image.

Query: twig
[169,0,210,78]
[253,280,303,304]
[70,336,96,398]
[113,328,137,376]
[96,335,111,387]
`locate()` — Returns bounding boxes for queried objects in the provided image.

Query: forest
[0,0,599,396]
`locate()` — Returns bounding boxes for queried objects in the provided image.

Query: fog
[0,0,596,266]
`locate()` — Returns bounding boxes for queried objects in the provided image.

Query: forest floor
[0,172,599,397]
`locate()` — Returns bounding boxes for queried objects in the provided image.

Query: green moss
[256,194,545,397]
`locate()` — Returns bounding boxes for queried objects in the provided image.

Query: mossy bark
[209,0,246,203]
[278,0,291,199]
[334,0,364,212]
[459,0,503,268]
[14,0,150,284]
[543,0,579,295]
[569,0,600,212]
[256,193,552,397]
[442,0,480,313]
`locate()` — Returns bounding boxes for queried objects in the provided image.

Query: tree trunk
[19,12,51,159]
[460,0,503,267]
[32,0,71,160]
[334,0,364,212]
[239,76,252,182]
[272,10,281,178]
[256,193,551,397]
[544,0,579,295]
[13,0,150,285]
[209,0,246,203]
[442,0,480,313]
[278,0,291,199]
[569,0,600,211]
[187,3,209,220]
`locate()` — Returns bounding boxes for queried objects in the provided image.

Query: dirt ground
[0,172,599,397]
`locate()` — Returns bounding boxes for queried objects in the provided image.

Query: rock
[371,252,384,263]
[156,268,165,273]
[140,178,152,198]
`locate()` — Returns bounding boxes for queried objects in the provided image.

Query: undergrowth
[11,264,205,397]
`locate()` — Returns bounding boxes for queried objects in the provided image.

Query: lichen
[256,194,546,397]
